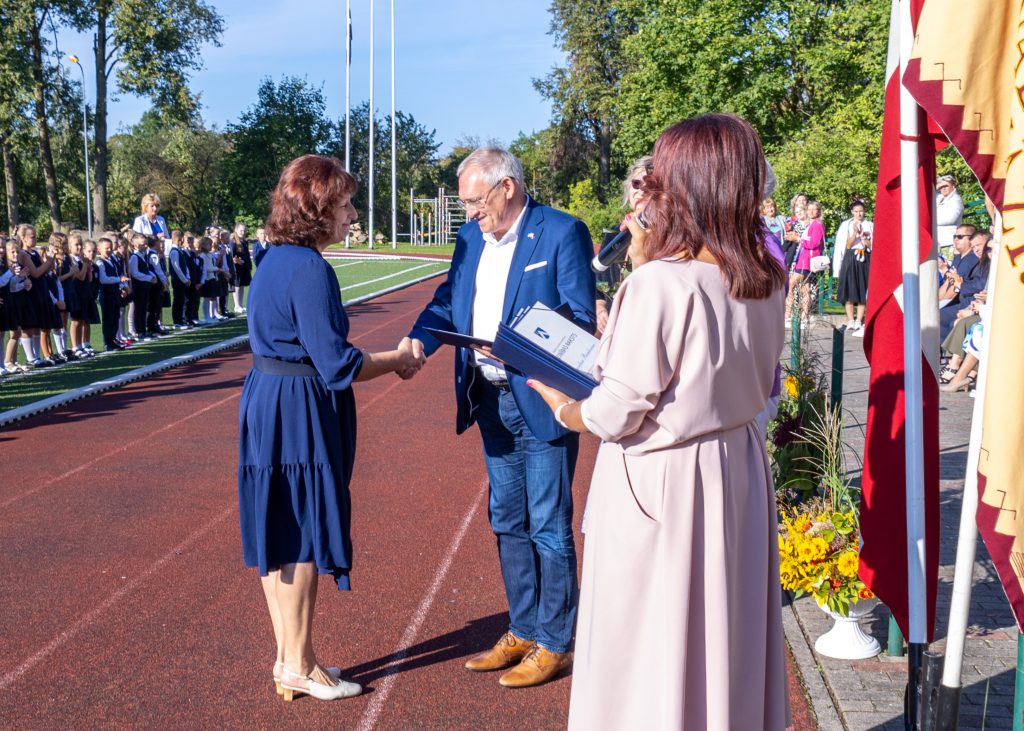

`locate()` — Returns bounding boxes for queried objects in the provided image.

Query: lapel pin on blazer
[527,232,535,239]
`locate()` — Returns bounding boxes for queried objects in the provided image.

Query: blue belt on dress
[252,355,317,377]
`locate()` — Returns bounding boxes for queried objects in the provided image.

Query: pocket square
[524,261,548,272]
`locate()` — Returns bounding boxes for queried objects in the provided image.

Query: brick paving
[783,318,1017,731]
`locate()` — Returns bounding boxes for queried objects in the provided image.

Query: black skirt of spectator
[233,242,253,287]
[838,252,870,305]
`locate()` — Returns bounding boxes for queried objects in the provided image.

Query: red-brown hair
[264,155,357,249]
[641,114,786,299]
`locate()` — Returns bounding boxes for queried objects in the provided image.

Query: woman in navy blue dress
[238,154,424,702]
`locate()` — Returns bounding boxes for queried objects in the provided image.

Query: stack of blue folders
[491,319,598,401]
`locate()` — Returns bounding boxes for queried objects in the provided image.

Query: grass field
[0,254,449,415]
[326,241,456,257]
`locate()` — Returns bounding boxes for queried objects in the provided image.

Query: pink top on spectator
[795,219,824,270]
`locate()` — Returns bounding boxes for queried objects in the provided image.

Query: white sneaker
[852,326,866,338]
[784,319,792,329]
[844,319,857,331]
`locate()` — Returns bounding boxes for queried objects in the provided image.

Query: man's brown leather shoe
[464,631,536,672]
[498,645,573,688]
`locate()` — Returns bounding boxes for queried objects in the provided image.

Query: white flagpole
[368,0,375,250]
[390,0,397,250]
[898,0,929,722]
[936,215,1001,728]
[344,0,352,248]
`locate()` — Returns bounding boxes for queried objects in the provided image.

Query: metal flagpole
[935,216,1001,730]
[344,0,352,248]
[898,0,929,726]
[390,0,397,249]
[368,0,375,250]
[69,55,92,237]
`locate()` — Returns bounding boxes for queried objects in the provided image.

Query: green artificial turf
[0,260,449,415]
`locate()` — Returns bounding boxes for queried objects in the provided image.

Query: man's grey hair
[457,147,525,188]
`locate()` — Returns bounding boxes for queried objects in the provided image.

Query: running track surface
[0,279,816,730]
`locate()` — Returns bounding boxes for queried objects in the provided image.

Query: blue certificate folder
[490,308,599,401]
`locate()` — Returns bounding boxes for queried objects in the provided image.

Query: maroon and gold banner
[904,0,1024,632]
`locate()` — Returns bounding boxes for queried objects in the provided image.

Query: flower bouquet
[778,505,873,617]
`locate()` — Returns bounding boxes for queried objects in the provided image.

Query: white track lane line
[0,391,241,511]
[355,487,485,731]
[340,263,442,292]
[0,504,235,691]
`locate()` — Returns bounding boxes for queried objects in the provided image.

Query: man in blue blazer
[408,147,595,688]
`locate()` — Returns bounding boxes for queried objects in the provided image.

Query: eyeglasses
[457,179,505,211]
[630,179,644,190]
[953,234,972,239]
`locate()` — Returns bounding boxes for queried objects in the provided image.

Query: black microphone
[591,211,647,272]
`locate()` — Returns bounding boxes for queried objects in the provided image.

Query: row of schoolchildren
[0,223,254,374]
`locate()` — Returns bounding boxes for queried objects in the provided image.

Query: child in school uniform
[168,232,193,328]
[2,238,32,371]
[112,236,133,345]
[0,239,31,375]
[128,233,157,341]
[81,239,100,354]
[146,236,170,336]
[16,225,58,368]
[198,236,223,324]
[95,236,125,352]
[188,235,203,326]
[40,233,67,364]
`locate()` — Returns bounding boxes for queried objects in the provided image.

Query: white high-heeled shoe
[280,666,362,701]
[272,661,341,695]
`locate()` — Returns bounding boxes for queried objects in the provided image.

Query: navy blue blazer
[410,198,596,442]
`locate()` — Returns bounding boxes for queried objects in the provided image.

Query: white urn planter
[814,598,881,660]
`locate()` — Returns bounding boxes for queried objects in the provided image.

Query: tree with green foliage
[65,0,224,230]
[221,76,339,221]
[535,1,637,199]
[107,111,228,230]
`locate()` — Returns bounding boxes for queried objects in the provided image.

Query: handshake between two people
[395,337,426,380]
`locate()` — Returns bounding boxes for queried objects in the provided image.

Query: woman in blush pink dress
[530,114,790,730]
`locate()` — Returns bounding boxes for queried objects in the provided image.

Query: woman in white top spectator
[833,200,874,333]
[132,193,169,242]
[935,175,963,255]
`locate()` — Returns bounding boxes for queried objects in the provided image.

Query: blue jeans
[475,381,579,654]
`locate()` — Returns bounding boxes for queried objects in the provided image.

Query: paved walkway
[784,318,1017,731]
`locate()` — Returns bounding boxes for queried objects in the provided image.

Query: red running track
[0,279,815,730]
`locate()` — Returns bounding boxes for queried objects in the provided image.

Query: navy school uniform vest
[131,251,152,280]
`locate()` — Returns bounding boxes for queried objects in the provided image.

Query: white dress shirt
[471,198,530,381]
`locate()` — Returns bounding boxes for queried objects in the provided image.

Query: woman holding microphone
[530,114,790,730]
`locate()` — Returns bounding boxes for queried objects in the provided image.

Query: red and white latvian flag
[858,0,943,642]
[904,0,1024,632]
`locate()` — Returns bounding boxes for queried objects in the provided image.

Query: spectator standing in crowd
[528,113,789,730]
[237,154,424,702]
[940,234,994,392]
[408,147,595,688]
[833,200,874,335]
[65,231,96,358]
[48,232,76,361]
[112,236,134,346]
[935,174,963,255]
[198,236,223,323]
[784,200,825,327]
[230,223,253,314]
[132,193,169,242]
[252,226,270,268]
[761,197,787,252]
[782,194,808,269]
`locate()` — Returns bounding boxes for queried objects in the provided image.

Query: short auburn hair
[640,113,786,300]
[265,155,357,249]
